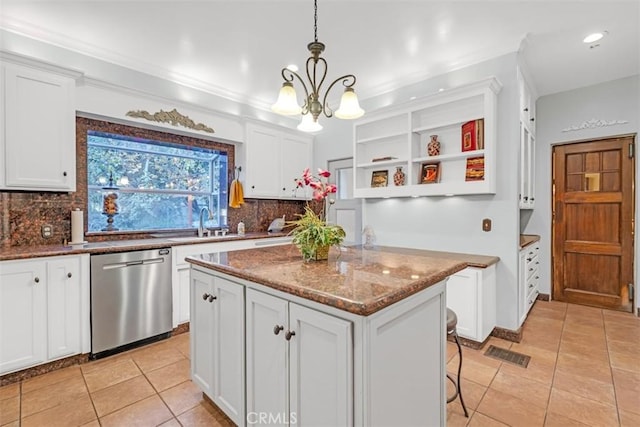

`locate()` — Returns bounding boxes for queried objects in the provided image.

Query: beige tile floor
[1,300,639,426]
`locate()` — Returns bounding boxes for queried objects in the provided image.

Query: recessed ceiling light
[583,32,604,43]
[409,96,417,100]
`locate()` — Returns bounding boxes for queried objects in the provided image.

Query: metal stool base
[447,329,469,417]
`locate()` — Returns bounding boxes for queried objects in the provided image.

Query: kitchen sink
[167,234,238,243]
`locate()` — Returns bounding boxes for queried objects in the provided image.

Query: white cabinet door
[0,259,47,374]
[244,123,312,200]
[3,63,76,191]
[211,277,245,426]
[246,289,352,427]
[446,269,479,339]
[190,269,215,396]
[289,303,352,427]
[245,124,282,198]
[190,270,245,426]
[280,134,312,199]
[246,289,289,425]
[47,257,82,360]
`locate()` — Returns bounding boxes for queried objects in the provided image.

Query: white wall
[527,75,640,312]
[315,53,523,330]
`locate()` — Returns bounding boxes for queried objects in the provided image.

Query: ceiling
[1,1,638,112]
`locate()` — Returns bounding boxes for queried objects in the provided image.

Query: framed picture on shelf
[420,162,440,184]
[465,156,485,181]
[371,170,389,187]
[461,118,484,152]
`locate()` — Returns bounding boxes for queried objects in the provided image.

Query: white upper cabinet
[518,67,537,209]
[244,122,312,200]
[353,77,502,198]
[1,56,80,192]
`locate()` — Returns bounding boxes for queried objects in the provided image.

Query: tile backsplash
[0,117,307,248]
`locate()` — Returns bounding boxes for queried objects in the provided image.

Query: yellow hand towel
[229,178,245,208]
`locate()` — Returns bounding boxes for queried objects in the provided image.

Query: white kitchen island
[187,244,467,426]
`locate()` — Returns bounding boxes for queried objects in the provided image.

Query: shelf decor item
[427,135,441,156]
[287,168,345,261]
[371,170,389,187]
[420,162,441,184]
[393,166,406,186]
[461,118,485,152]
[101,171,119,231]
[465,156,485,181]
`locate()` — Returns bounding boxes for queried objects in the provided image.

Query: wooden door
[552,136,635,311]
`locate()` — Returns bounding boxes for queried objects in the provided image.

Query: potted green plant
[287,168,345,261]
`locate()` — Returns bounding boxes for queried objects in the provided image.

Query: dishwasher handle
[102,257,166,270]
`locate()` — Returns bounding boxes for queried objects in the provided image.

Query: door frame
[551,134,636,313]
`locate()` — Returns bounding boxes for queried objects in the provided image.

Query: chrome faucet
[198,207,212,237]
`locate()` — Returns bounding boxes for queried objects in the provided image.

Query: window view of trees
[87,131,228,232]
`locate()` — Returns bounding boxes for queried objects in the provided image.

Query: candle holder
[101,172,119,231]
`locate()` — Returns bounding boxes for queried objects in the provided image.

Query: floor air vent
[484,345,531,368]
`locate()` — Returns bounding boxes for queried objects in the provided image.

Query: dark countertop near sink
[351,245,499,268]
[0,232,290,261]
[186,245,470,316]
[520,234,541,249]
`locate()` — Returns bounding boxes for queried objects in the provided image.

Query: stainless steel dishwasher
[90,248,172,358]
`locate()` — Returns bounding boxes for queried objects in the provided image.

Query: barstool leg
[452,331,469,418]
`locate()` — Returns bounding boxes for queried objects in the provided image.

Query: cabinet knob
[535,276,539,279]
[251,185,255,189]
[529,283,534,289]
[273,325,284,335]
[530,197,535,201]
[34,277,40,283]
[526,257,532,262]
[282,187,286,191]
[523,107,529,112]
[202,293,210,300]
[63,171,68,177]
[208,295,217,303]
[530,117,535,122]
[67,272,72,278]
[523,196,528,201]
[285,330,296,341]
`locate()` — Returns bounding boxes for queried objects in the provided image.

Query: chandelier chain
[314,0,318,42]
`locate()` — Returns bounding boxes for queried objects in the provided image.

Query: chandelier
[271,0,364,132]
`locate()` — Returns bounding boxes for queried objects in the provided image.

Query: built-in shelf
[352,77,502,198]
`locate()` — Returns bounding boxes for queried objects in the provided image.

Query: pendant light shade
[335,87,365,119]
[271,82,302,115]
[297,113,323,132]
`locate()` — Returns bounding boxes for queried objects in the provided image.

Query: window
[87,130,228,232]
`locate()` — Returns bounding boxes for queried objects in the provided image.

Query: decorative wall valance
[126,108,214,133]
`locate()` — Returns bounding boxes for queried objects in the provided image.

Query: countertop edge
[0,232,290,261]
[519,234,541,249]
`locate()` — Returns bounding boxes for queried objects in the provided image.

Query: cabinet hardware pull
[535,276,539,279]
[63,171,67,177]
[523,196,528,201]
[285,330,296,341]
[529,284,533,288]
[34,277,40,283]
[251,185,255,189]
[202,293,210,300]
[531,197,535,201]
[530,117,535,122]
[526,257,532,261]
[529,268,533,271]
[67,272,72,278]
[208,295,217,302]
[535,261,539,265]
[282,187,286,191]
[273,325,284,335]
[524,107,529,112]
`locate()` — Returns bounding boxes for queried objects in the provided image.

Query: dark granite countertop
[187,244,468,316]
[0,232,289,261]
[352,245,499,268]
[520,234,541,249]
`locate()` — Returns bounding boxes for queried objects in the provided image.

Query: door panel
[552,136,634,311]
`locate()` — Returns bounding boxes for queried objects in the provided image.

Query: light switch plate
[482,218,492,232]
[41,224,53,238]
